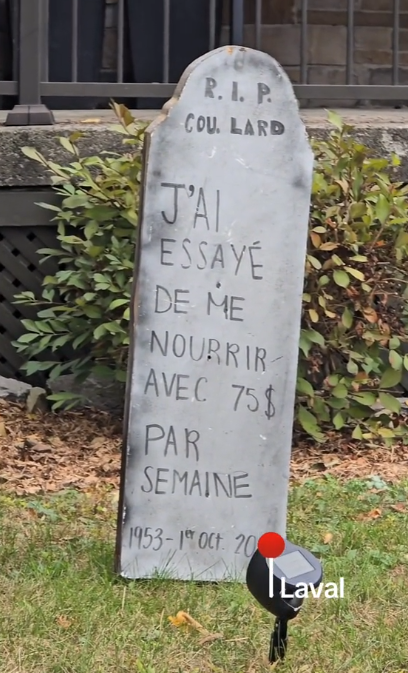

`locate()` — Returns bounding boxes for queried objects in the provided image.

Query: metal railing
[0,0,408,126]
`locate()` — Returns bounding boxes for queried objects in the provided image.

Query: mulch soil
[1,398,407,496]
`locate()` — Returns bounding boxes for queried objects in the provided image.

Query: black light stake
[246,538,323,663]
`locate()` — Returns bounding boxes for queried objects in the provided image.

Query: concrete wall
[1,109,408,187]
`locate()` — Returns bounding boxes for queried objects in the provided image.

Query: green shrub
[297,111,408,443]
[13,103,145,409]
[13,108,408,444]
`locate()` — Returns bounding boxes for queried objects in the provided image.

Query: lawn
[1,476,408,673]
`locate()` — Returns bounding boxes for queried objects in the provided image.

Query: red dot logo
[258,532,285,558]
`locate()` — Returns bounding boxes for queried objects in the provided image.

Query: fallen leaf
[322,458,341,468]
[80,118,101,123]
[49,436,64,447]
[56,615,72,628]
[323,533,333,544]
[83,475,99,485]
[24,486,42,495]
[391,503,406,513]
[27,442,53,454]
[90,436,106,448]
[25,435,40,446]
[357,508,382,520]
[0,421,6,437]
[168,612,189,628]
[168,611,210,635]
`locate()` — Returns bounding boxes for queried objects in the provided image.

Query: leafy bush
[13,103,145,409]
[13,108,408,445]
[296,111,408,444]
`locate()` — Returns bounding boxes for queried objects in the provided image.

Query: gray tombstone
[116,46,313,582]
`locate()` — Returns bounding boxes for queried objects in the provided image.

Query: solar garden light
[246,534,323,663]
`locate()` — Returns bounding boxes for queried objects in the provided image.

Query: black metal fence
[0,0,408,125]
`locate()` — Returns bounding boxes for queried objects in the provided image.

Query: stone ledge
[1,108,408,187]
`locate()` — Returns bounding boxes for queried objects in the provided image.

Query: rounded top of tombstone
[175,44,289,93]
[149,44,304,144]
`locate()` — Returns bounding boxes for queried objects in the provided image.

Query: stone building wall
[221,0,408,90]
[101,0,408,94]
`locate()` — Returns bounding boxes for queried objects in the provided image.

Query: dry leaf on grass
[168,611,223,644]
[357,508,382,521]
[368,508,382,519]
[391,503,406,513]
[168,611,205,632]
[56,615,72,628]
[323,533,333,544]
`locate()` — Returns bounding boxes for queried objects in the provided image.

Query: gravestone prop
[116,46,314,582]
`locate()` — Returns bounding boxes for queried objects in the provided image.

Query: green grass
[1,476,408,673]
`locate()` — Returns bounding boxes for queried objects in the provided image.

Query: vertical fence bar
[255,0,262,50]
[41,0,49,82]
[71,0,78,82]
[209,0,216,51]
[163,0,170,83]
[5,0,54,125]
[346,0,354,84]
[11,0,19,81]
[300,0,308,84]
[17,0,42,102]
[117,0,125,82]
[230,0,244,45]
[393,0,400,85]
